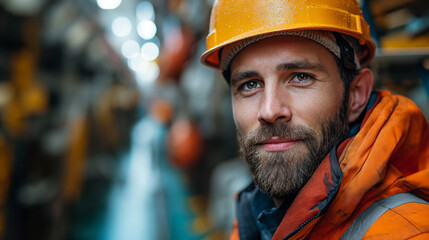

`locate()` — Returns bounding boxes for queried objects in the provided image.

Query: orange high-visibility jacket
[230,90,429,240]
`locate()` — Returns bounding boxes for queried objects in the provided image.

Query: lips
[258,136,300,152]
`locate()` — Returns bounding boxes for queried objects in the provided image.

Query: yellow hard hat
[200,0,376,69]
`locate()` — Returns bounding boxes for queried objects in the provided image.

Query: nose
[257,86,292,124]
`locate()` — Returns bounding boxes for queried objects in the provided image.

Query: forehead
[230,36,337,71]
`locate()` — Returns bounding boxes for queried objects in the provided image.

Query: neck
[272,191,299,208]
[273,198,284,208]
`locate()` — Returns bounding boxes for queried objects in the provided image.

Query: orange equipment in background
[167,119,203,169]
[158,25,195,83]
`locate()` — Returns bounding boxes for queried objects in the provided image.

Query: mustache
[243,122,316,146]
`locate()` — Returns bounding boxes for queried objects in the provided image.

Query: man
[200,0,429,239]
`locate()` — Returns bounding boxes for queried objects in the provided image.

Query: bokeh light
[136,1,155,21]
[140,42,159,61]
[136,61,160,85]
[121,40,140,59]
[97,0,122,10]
[137,20,157,40]
[112,17,131,37]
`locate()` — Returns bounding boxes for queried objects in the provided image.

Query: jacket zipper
[282,215,319,240]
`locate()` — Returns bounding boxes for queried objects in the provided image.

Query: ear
[347,68,374,123]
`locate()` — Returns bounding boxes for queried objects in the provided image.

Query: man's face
[230,36,350,199]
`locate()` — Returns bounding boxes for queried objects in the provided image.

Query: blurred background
[0,0,428,239]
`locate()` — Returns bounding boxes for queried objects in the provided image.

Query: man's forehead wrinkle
[231,71,260,85]
[276,60,328,72]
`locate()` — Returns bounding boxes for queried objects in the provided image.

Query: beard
[237,98,349,199]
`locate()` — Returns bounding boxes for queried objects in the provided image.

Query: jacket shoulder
[363,202,429,240]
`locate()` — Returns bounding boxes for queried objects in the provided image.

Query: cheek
[291,88,343,127]
[232,98,259,135]
[320,85,345,116]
